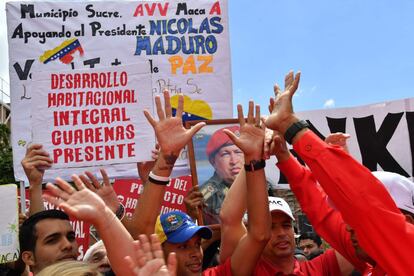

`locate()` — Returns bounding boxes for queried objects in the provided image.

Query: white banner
[6,0,232,181]
[267,97,414,188]
[0,185,19,264]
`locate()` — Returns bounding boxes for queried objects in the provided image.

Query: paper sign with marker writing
[0,185,19,264]
[30,64,155,169]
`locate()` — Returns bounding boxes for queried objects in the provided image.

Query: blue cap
[155,211,212,243]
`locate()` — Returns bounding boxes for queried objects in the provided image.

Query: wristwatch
[284,120,310,144]
[244,159,266,172]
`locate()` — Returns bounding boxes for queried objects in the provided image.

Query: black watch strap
[284,120,310,144]
[244,159,266,172]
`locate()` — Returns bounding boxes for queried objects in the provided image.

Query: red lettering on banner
[133,3,169,17]
[47,69,140,165]
[209,2,221,15]
[53,143,135,163]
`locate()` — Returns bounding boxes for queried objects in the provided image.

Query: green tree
[0,124,15,184]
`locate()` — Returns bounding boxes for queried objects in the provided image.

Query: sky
[1,0,414,114]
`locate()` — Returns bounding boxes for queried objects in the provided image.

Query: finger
[268,97,275,113]
[85,171,101,189]
[27,148,50,158]
[285,70,294,90]
[100,169,111,187]
[192,199,204,206]
[175,94,184,119]
[155,95,165,121]
[247,101,254,124]
[255,105,261,126]
[79,175,96,192]
[131,240,148,268]
[26,143,43,155]
[186,122,205,139]
[143,110,157,128]
[71,174,86,191]
[237,104,244,126]
[30,160,53,170]
[58,202,79,219]
[139,234,154,261]
[223,129,239,147]
[42,193,63,206]
[45,182,68,200]
[55,177,76,195]
[167,252,177,276]
[124,256,140,275]
[28,155,53,165]
[150,234,165,260]
[163,90,172,118]
[273,84,281,97]
[289,71,301,97]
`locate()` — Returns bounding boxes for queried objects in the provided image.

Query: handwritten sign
[0,185,19,264]
[6,0,232,181]
[31,64,154,169]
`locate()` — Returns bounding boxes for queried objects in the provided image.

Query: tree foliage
[0,124,15,184]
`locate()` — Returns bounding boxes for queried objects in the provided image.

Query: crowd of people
[2,70,414,275]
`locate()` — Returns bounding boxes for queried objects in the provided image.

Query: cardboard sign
[31,64,155,170]
[0,185,19,264]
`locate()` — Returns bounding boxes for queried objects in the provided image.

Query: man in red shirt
[218,71,353,276]
[265,70,414,275]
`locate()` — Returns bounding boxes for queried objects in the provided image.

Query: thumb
[187,122,206,138]
[222,129,238,145]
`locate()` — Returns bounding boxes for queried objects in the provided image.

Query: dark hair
[19,210,69,252]
[298,231,322,247]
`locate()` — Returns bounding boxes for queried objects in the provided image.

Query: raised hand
[79,169,119,213]
[265,70,301,134]
[325,132,350,153]
[143,90,205,157]
[125,234,176,276]
[44,175,109,228]
[21,143,53,185]
[224,101,265,160]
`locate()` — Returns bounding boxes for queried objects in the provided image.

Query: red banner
[113,175,192,218]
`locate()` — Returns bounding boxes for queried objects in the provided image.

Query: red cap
[206,126,240,158]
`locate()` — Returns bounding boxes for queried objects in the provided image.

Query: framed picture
[186,118,287,225]
[186,119,239,187]
[186,119,242,224]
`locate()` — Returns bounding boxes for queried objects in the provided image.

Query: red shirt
[203,249,340,276]
[293,130,414,275]
[277,155,368,272]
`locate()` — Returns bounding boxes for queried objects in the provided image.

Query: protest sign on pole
[0,185,19,264]
[6,0,232,181]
